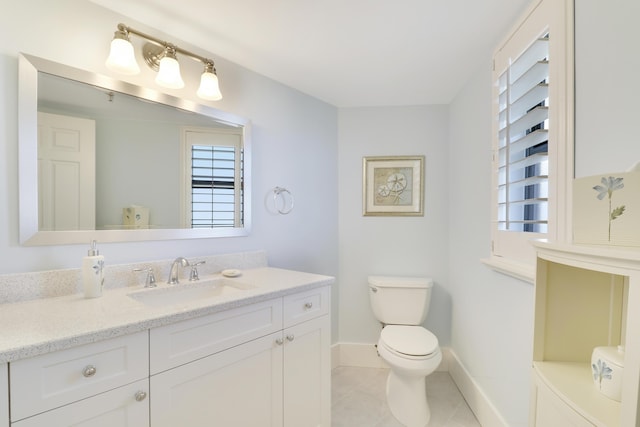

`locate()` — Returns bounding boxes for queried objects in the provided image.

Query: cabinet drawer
[10,331,148,422]
[150,297,282,374]
[11,379,149,427]
[284,286,330,328]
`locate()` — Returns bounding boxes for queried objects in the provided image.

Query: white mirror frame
[18,53,252,245]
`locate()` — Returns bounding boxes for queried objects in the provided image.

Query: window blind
[497,35,549,233]
[190,145,242,228]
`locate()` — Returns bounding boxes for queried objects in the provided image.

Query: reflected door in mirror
[38,112,96,231]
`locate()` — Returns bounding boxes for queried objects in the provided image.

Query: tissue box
[573,172,640,247]
[591,346,624,401]
[123,206,149,229]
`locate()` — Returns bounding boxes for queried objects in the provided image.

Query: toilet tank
[368,276,433,325]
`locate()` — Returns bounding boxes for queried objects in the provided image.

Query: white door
[283,315,331,427]
[38,112,95,231]
[151,332,284,427]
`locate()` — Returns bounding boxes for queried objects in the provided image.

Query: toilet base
[386,370,430,427]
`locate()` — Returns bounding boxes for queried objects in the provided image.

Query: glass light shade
[105,38,140,75]
[155,56,185,89]
[197,71,223,101]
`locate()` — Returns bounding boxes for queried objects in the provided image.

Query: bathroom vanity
[530,241,640,426]
[0,266,332,427]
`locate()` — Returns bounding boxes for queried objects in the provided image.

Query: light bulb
[155,48,184,89]
[105,31,140,75]
[197,66,222,101]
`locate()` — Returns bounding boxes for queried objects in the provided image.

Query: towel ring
[273,187,294,215]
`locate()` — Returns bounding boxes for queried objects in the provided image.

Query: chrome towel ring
[273,186,294,215]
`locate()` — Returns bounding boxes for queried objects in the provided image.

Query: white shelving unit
[530,240,640,426]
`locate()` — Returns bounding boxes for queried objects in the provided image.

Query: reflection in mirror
[19,53,251,245]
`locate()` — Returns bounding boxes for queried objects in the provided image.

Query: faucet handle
[133,268,157,288]
[189,261,206,281]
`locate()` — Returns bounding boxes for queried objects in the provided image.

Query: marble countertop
[0,267,334,363]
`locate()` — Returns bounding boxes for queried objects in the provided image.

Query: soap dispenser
[82,240,105,298]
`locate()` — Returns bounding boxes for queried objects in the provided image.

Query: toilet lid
[381,325,438,357]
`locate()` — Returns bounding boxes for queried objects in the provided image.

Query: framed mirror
[18,53,251,245]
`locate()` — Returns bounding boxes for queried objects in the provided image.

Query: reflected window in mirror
[182,128,243,228]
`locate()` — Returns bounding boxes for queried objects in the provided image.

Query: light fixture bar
[107,23,222,100]
[115,23,215,69]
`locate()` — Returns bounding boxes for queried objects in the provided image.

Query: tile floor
[331,366,481,427]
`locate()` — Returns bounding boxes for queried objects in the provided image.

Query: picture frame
[362,155,424,216]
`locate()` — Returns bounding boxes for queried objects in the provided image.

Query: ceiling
[91,0,530,107]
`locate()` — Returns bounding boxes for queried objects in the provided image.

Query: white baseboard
[448,349,508,427]
[331,343,506,426]
[332,342,449,371]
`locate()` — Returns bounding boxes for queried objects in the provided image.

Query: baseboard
[448,349,508,427]
[331,343,507,426]
[332,342,449,371]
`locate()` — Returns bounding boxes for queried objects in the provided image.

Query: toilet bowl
[368,276,441,427]
[377,325,442,427]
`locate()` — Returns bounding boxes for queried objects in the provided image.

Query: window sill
[481,256,535,284]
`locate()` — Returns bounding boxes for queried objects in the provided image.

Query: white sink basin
[128,277,255,307]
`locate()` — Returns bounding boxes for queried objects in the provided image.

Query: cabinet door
[283,315,331,427]
[0,364,7,427]
[532,377,595,427]
[151,332,284,427]
[11,379,149,427]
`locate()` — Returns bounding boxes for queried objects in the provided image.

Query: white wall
[0,0,339,338]
[337,106,450,345]
[448,62,534,426]
[574,0,640,177]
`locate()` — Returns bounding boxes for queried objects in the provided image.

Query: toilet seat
[380,325,438,359]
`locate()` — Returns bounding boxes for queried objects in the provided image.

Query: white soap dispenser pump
[82,240,105,298]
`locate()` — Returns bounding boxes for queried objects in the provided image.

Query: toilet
[369,276,442,427]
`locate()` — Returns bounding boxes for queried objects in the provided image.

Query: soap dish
[222,269,242,278]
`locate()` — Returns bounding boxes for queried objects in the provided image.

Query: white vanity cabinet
[9,331,149,426]
[150,286,331,427]
[1,270,333,427]
[0,364,7,427]
[530,241,640,426]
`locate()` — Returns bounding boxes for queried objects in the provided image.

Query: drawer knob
[135,391,147,402]
[82,365,97,378]
[275,338,284,345]
[286,334,295,342]
[304,302,313,309]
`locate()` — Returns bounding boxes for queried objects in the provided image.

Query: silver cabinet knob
[135,391,147,402]
[82,365,97,378]
[275,338,284,345]
[304,302,313,309]
[286,334,295,342]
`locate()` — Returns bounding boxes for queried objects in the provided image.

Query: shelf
[534,361,620,426]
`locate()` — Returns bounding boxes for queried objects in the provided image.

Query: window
[497,34,549,234]
[181,128,243,228]
[488,0,574,275]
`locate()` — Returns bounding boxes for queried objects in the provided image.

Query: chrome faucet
[167,257,190,284]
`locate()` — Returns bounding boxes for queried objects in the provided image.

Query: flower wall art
[573,172,640,247]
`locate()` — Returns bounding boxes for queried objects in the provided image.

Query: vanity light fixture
[105,23,222,100]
